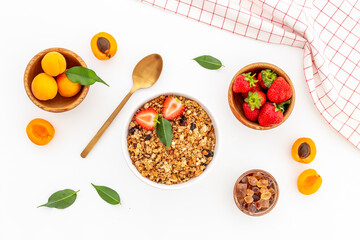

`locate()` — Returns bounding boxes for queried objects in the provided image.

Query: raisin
[252,194,260,201]
[128,126,138,135]
[204,150,214,158]
[145,135,151,141]
[190,122,196,130]
[179,115,187,126]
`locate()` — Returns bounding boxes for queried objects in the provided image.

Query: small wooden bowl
[228,62,295,130]
[233,169,279,217]
[24,48,89,113]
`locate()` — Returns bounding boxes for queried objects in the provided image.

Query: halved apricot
[297,169,322,195]
[292,137,316,164]
[91,32,117,60]
[26,118,55,145]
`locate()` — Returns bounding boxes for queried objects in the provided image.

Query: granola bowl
[122,93,219,190]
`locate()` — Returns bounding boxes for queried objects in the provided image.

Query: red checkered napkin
[141,0,360,150]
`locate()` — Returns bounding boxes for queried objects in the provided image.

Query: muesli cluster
[127,95,216,185]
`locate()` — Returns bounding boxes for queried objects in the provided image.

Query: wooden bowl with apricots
[228,62,295,130]
[24,48,89,113]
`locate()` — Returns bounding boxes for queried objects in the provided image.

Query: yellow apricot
[31,73,58,101]
[56,73,81,97]
[297,169,322,195]
[292,138,316,164]
[41,51,66,76]
[91,32,117,60]
[26,118,55,145]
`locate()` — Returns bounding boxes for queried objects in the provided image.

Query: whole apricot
[56,72,81,97]
[292,138,316,164]
[26,118,55,145]
[297,169,322,195]
[41,51,66,76]
[91,32,117,60]
[31,73,58,101]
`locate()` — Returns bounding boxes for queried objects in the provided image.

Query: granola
[127,95,216,185]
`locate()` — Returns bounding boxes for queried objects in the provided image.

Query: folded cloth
[141,0,360,150]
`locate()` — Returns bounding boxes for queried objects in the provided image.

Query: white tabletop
[1,0,359,239]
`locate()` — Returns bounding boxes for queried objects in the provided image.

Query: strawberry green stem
[261,69,277,88]
[274,100,291,113]
[242,72,258,87]
[245,91,262,111]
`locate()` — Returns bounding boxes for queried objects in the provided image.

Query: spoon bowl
[132,54,163,91]
[81,54,163,158]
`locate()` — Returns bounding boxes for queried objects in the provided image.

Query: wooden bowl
[24,48,89,113]
[233,169,279,217]
[228,62,295,130]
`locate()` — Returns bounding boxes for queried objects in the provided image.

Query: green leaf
[38,189,79,209]
[65,66,109,86]
[274,100,291,113]
[91,183,121,205]
[156,117,173,150]
[193,55,223,70]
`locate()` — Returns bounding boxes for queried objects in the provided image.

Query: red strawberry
[135,108,158,130]
[244,91,266,110]
[267,77,292,104]
[241,84,262,98]
[243,102,260,122]
[258,100,290,127]
[232,72,258,93]
[162,96,185,120]
[258,69,278,89]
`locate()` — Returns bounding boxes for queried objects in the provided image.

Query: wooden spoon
[81,54,163,158]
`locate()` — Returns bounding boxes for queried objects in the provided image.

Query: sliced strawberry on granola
[162,96,185,120]
[135,108,158,130]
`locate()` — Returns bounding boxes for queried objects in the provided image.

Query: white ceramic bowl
[122,92,219,190]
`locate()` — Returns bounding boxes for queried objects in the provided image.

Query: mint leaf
[156,117,173,150]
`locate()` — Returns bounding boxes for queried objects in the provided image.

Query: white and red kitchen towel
[141,0,360,150]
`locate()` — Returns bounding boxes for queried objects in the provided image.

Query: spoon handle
[81,90,134,158]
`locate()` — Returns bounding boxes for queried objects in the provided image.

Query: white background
[1,0,359,239]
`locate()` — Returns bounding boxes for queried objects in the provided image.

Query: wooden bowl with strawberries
[228,62,295,130]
